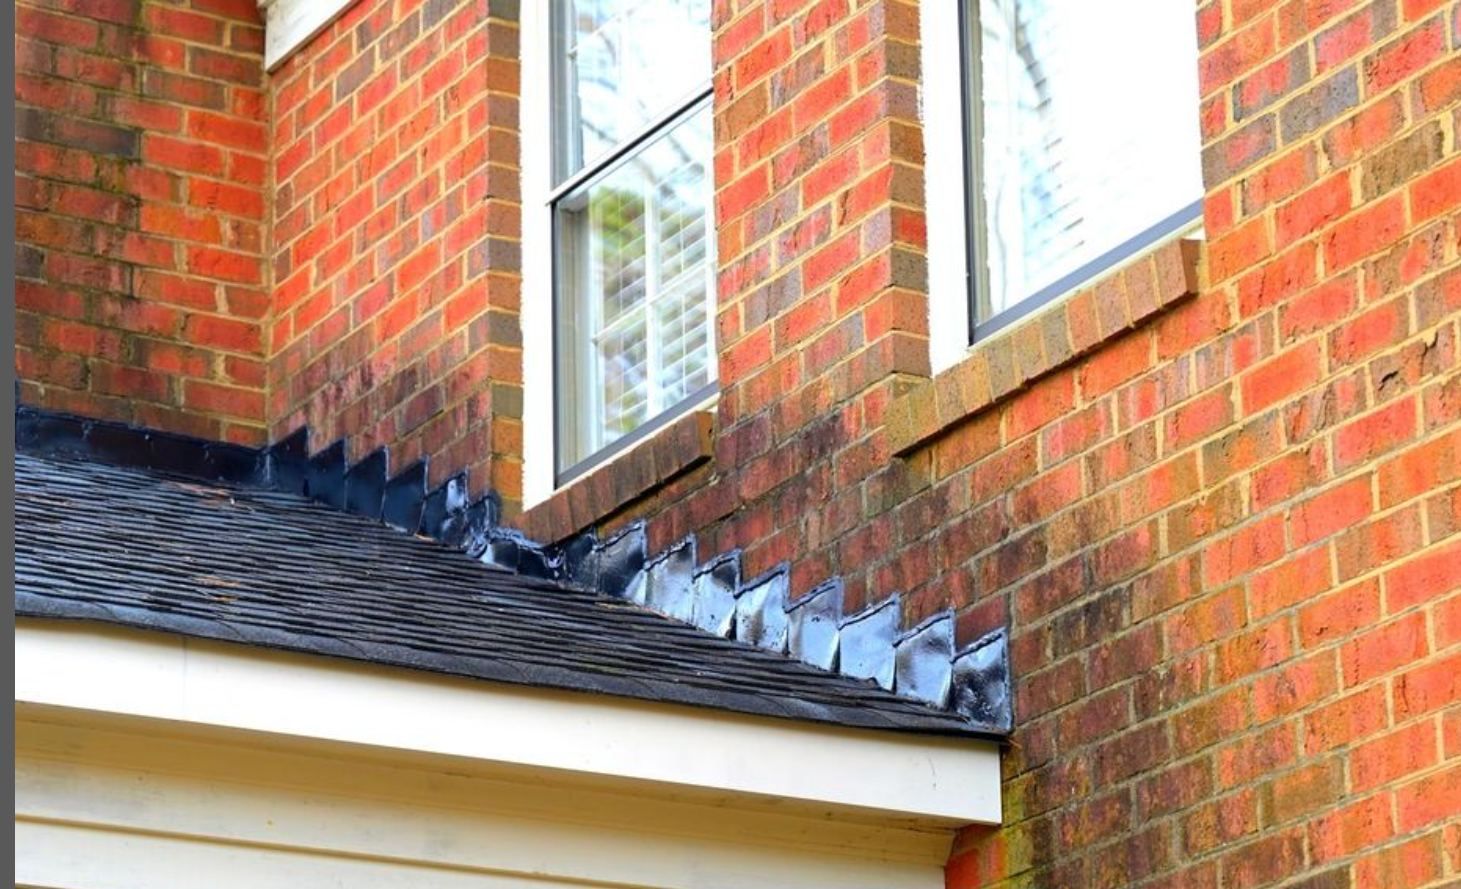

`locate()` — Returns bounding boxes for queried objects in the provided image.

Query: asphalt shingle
[16,451,999,738]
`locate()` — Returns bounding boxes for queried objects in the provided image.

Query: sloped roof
[16,449,996,738]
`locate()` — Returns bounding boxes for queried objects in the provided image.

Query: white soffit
[16,718,950,889]
[15,619,1003,825]
[258,0,356,70]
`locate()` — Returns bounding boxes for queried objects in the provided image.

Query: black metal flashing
[895,613,956,706]
[645,538,697,623]
[344,448,388,520]
[690,551,740,637]
[382,461,428,533]
[306,440,347,509]
[597,523,647,602]
[839,596,901,691]
[421,472,470,544]
[265,427,309,493]
[735,566,791,653]
[14,404,1013,737]
[16,405,265,483]
[951,629,1013,733]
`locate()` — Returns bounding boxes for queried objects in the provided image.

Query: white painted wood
[17,820,590,889]
[16,716,949,889]
[258,0,356,71]
[520,0,556,507]
[920,0,975,375]
[15,619,1002,824]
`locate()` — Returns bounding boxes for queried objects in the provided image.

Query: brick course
[16,0,269,445]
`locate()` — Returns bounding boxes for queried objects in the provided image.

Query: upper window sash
[547,82,715,206]
[958,0,1204,342]
[550,0,714,189]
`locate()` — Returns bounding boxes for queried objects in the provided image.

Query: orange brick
[1241,340,1323,415]
[1290,475,1374,548]
[1335,396,1419,469]
[1352,720,1441,793]
[1394,765,1461,833]
[1341,612,1430,686]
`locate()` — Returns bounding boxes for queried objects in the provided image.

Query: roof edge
[17,617,1003,825]
[15,402,1013,736]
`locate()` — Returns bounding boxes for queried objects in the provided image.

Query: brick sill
[886,239,1204,455]
[516,410,716,544]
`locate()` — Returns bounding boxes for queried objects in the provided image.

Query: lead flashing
[895,613,955,707]
[344,448,388,520]
[951,629,1012,731]
[735,567,791,653]
[787,580,842,671]
[306,441,346,509]
[266,428,309,493]
[645,538,696,623]
[382,461,428,533]
[421,472,469,543]
[691,552,740,636]
[560,531,600,590]
[597,523,647,603]
[839,597,901,691]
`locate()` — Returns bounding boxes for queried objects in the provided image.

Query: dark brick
[1361,119,1446,199]
[1280,68,1362,143]
[335,49,376,101]
[1203,115,1277,186]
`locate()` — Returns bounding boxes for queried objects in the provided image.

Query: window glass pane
[553,0,712,182]
[971,0,1203,326]
[656,275,712,405]
[556,104,716,472]
[600,312,650,438]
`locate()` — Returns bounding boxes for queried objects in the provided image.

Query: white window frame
[920,1,1205,375]
[522,2,717,507]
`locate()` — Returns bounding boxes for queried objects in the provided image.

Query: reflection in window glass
[556,105,715,469]
[553,0,711,183]
[970,0,1203,330]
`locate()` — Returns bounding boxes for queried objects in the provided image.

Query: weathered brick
[1360,119,1445,199]
[1279,67,1360,143]
[14,7,1460,889]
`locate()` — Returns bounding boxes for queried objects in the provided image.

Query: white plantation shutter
[969,0,1204,331]
[552,0,715,477]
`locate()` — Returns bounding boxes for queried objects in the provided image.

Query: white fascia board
[258,0,357,71]
[15,619,1002,825]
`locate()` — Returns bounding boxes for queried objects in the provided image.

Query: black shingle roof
[16,450,997,738]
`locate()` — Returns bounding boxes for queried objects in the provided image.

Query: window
[957,0,1204,340]
[550,0,716,482]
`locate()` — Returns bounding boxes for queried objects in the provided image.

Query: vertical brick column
[706,0,930,589]
[16,0,270,445]
[266,0,523,504]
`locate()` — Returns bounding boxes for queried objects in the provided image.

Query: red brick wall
[16,0,270,445]
[521,1,1461,886]
[265,0,522,498]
